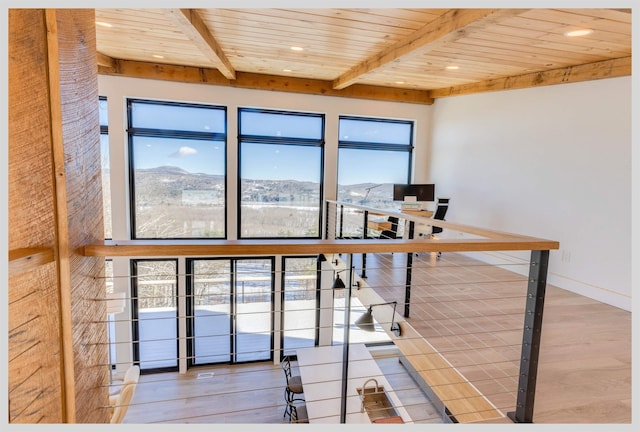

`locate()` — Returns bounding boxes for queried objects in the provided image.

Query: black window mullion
[238,135,324,147]
[128,126,225,142]
[338,141,413,152]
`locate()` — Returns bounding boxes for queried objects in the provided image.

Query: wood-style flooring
[123,348,444,424]
[121,251,631,424]
[354,251,631,424]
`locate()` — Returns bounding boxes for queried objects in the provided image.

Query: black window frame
[186,256,276,367]
[99,95,112,240]
[237,107,325,240]
[279,255,321,360]
[127,98,228,240]
[337,115,414,206]
[130,258,180,374]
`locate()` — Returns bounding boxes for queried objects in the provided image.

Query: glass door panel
[282,257,318,357]
[190,258,273,365]
[132,260,178,371]
[235,259,273,362]
[192,260,231,365]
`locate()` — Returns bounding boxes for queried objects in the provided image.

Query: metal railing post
[508,249,550,423]
[404,220,415,317]
[339,256,354,424]
[362,211,369,278]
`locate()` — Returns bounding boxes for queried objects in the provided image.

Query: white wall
[429,77,632,310]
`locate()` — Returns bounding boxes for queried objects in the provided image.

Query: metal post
[362,211,368,279]
[340,256,354,424]
[507,249,550,423]
[324,203,330,239]
[404,221,415,317]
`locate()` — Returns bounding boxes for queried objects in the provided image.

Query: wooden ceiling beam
[98,58,434,105]
[332,8,528,90]
[96,51,115,70]
[164,8,236,80]
[429,56,631,98]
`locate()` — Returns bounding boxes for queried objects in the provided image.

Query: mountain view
[124,166,397,238]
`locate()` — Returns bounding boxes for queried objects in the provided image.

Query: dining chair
[288,402,309,423]
[108,365,140,423]
[282,355,305,419]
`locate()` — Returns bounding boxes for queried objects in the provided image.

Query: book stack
[400,201,421,212]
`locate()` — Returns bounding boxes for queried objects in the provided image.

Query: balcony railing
[80,199,558,424]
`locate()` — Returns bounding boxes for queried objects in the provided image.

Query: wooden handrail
[84,236,558,258]
[9,247,55,276]
[83,202,558,257]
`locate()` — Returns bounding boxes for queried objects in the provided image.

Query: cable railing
[84,200,558,424]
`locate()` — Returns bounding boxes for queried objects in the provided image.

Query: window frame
[337,115,414,200]
[127,98,228,240]
[237,107,325,240]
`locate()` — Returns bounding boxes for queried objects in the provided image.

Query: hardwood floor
[354,251,632,424]
[121,251,631,425]
[123,348,444,424]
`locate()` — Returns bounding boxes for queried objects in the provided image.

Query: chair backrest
[282,356,293,381]
[380,216,399,239]
[431,198,449,235]
[110,365,140,424]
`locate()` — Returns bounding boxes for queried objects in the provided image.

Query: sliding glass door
[188,258,273,365]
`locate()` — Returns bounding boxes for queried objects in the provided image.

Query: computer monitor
[393,183,435,202]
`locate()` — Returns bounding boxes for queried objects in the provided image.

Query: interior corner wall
[428,77,631,311]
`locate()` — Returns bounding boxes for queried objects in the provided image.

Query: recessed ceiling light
[395,81,405,84]
[290,46,304,51]
[95,21,112,28]
[564,29,594,37]
[152,54,164,59]
[445,65,460,70]
[283,69,292,72]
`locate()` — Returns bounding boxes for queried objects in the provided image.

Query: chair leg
[284,387,301,419]
[283,388,290,419]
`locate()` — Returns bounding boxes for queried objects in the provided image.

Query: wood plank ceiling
[95,8,631,104]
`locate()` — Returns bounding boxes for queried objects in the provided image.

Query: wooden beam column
[9,9,108,423]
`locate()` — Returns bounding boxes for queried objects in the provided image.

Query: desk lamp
[355,301,402,336]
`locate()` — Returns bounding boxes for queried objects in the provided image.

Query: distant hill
[134,165,396,207]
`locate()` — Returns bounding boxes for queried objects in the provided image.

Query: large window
[337,116,413,236]
[128,99,227,239]
[238,108,324,238]
[99,96,111,239]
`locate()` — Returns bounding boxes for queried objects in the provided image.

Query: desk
[401,209,433,217]
[367,220,392,231]
[295,344,411,424]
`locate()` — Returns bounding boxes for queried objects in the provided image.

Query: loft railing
[81,200,558,424]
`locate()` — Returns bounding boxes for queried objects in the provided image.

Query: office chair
[108,365,140,423]
[378,216,399,239]
[282,356,305,419]
[429,198,450,258]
